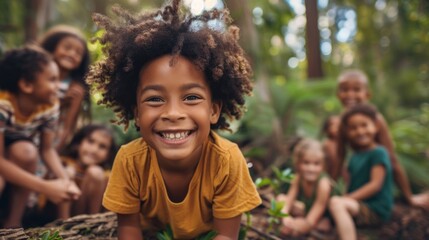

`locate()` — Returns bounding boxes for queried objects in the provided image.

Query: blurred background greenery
[1,0,428,193]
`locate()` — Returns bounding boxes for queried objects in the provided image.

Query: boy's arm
[323,140,338,178]
[334,134,346,180]
[346,164,386,200]
[377,114,413,202]
[213,214,242,240]
[278,175,300,214]
[376,114,396,160]
[302,177,331,232]
[117,213,143,240]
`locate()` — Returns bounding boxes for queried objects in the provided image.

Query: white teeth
[161,131,189,140]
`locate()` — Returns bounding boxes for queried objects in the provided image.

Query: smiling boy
[87,1,261,239]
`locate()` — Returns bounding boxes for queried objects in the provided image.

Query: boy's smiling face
[134,55,221,165]
[337,76,370,109]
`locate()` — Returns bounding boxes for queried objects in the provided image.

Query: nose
[161,100,186,122]
[55,79,61,91]
[308,164,317,172]
[345,89,355,98]
[356,126,366,135]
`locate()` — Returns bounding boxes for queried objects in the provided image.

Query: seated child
[335,69,429,208]
[329,103,393,240]
[321,115,340,178]
[39,25,91,151]
[277,138,332,237]
[86,0,262,239]
[57,124,117,219]
[0,46,80,228]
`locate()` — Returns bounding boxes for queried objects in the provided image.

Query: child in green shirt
[329,103,393,240]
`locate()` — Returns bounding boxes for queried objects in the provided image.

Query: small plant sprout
[267,198,289,234]
[156,225,217,240]
[255,167,295,194]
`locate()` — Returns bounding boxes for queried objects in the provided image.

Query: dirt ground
[0,201,428,240]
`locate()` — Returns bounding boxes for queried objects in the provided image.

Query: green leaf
[196,231,217,240]
[254,177,272,188]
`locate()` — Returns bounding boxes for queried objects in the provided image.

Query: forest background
[1,0,428,195]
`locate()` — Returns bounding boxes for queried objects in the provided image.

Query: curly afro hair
[86,0,253,131]
[0,45,53,94]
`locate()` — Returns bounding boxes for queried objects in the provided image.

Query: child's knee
[84,165,106,182]
[291,201,305,216]
[329,196,344,211]
[7,141,39,169]
[0,176,5,195]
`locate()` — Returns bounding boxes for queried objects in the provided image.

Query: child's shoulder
[208,131,240,154]
[372,145,388,155]
[368,146,391,166]
[204,131,247,168]
[0,90,13,102]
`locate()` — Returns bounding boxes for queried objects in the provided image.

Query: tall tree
[305,0,323,78]
[24,0,50,43]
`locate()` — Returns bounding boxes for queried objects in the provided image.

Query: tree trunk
[305,0,323,79]
[24,0,49,43]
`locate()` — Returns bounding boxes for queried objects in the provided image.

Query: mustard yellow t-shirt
[103,131,261,239]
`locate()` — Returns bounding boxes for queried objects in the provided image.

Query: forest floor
[0,198,428,240]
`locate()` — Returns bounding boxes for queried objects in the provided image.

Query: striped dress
[0,91,59,141]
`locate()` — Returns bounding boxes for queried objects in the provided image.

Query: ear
[210,101,222,124]
[366,89,372,100]
[133,107,141,131]
[18,79,34,94]
[134,107,140,127]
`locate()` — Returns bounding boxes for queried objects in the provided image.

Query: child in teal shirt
[329,103,393,240]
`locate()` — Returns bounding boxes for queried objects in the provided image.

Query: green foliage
[237,78,340,142]
[267,199,288,234]
[389,103,429,191]
[255,167,294,194]
[156,225,174,240]
[195,231,217,240]
[156,225,217,240]
[30,230,62,240]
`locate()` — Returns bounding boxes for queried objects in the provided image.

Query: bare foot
[410,193,429,211]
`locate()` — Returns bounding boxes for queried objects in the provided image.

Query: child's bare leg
[73,165,106,215]
[410,193,429,210]
[392,159,429,208]
[315,217,331,232]
[0,176,5,197]
[391,158,413,203]
[329,196,359,240]
[57,201,72,219]
[3,142,38,228]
